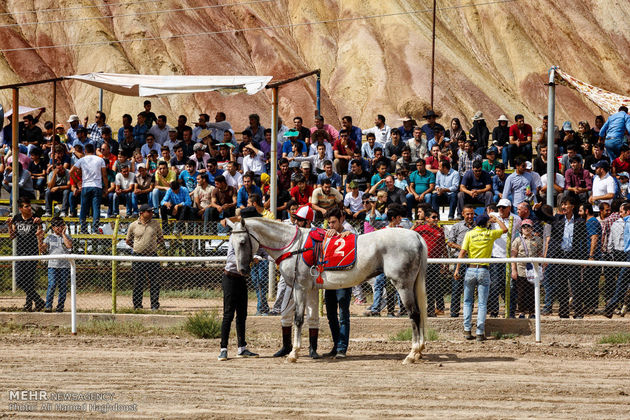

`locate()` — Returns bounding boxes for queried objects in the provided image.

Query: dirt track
[1,316,630,419]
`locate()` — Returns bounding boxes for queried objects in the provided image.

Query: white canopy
[66,73,272,97]
[4,105,45,118]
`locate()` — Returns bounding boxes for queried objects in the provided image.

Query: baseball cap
[300,161,311,169]
[475,214,490,227]
[67,115,79,123]
[138,204,153,213]
[486,146,498,154]
[522,219,534,226]
[136,162,146,169]
[618,172,629,179]
[193,143,205,151]
[594,160,610,170]
[168,126,177,132]
[283,129,300,138]
[497,198,512,208]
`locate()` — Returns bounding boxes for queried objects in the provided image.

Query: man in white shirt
[241,143,265,176]
[343,181,365,220]
[69,143,108,233]
[541,171,565,207]
[223,161,243,189]
[205,112,234,143]
[362,114,391,146]
[148,115,171,145]
[112,164,136,217]
[192,113,210,142]
[488,198,522,317]
[590,160,616,212]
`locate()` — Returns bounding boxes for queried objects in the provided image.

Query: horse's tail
[414,235,429,345]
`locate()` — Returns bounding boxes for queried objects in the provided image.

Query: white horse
[227,217,428,364]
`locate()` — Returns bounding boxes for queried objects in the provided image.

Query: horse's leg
[396,285,422,365]
[287,284,306,363]
[410,258,428,363]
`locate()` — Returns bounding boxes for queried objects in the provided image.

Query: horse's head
[228,218,260,276]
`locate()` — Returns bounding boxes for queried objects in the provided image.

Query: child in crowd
[394,167,409,191]
[147,150,159,175]
[38,217,72,312]
[114,150,131,173]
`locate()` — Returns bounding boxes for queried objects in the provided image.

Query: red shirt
[333,139,356,156]
[509,124,533,142]
[413,224,447,258]
[290,185,313,205]
[612,157,630,174]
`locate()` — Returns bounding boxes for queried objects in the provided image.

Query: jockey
[274,204,322,359]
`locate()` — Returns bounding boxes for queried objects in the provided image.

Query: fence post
[70,258,77,335]
[504,216,513,318]
[111,217,120,314]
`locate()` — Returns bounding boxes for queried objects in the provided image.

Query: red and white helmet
[295,205,314,222]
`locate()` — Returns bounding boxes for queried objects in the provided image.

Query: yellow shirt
[461,226,504,265]
[155,170,176,188]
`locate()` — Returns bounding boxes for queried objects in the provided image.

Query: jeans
[605,139,624,162]
[112,192,136,216]
[250,260,269,314]
[370,273,399,314]
[45,267,69,310]
[431,191,457,218]
[405,192,433,218]
[79,187,102,233]
[45,189,70,213]
[457,191,493,217]
[133,192,150,206]
[220,271,248,349]
[606,251,630,311]
[501,145,509,166]
[325,288,352,352]
[507,143,533,167]
[450,265,466,316]
[33,177,46,196]
[463,267,491,336]
[151,189,167,211]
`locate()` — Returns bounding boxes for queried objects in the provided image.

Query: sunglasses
[429,216,439,219]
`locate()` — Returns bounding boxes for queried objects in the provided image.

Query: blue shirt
[179,170,198,191]
[409,170,435,194]
[492,174,506,196]
[347,125,363,149]
[503,171,537,206]
[161,187,192,206]
[370,173,390,190]
[282,139,307,156]
[421,122,445,141]
[66,125,83,146]
[237,185,262,207]
[586,216,602,256]
[561,216,575,252]
[206,168,224,186]
[599,111,630,141]
[435,168,460,192]
[317,172,342,189]
[623,215,630,253]
[133,124,148,145]
[398,125,414,142]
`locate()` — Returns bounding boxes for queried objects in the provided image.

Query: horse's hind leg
[398,287,424,365]
[287,285,305,363]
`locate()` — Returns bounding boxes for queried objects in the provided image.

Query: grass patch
[390,327,438,342]
[184,310,221,339]
[491,331,518,340]
[598,333,630,344]
[72,319,185,337]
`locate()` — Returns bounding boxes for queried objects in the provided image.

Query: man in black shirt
[346,159,371,192]
[8,197,45,311]
[583,143,610,175]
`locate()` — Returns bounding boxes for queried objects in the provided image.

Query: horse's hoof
[402,356,415,365]
[286,353,298,363]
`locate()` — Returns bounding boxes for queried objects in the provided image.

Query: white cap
[67,115,79,123]
[497,198,512,208]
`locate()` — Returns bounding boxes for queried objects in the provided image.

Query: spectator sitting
[340,115,362,148]
[316,160,342,189]
[611,145,630,176]
[208,174,237,221]
[224,161,243,189]
[407,126,428,162]
[370,160,390,191]
[343,181,365,220]
[394,167,409,191]
[99,142,117,172]
[192,172,215,231]
[427,125,449,152]
[236,173,262,210]
[289,174,313,206]
[540,169,565,208]
[151,161,177,212]
[109,163,136,217]
[86,111,111,145]
[333,129,356,175]
[170,144,187,174]
[424,145,442,174]
[3,156,34,205]
[241,142,266,177]
[432,159,460,220]
[421,110,445,143]
[532,144,559,177]
[482,147,498,175]
[502,157,537,208]
[561,156,591,205]
[292,142,328,173]
[133,112,148,145]
[458,160,493,217]
[589,160,616,213]
[492,114,510,165]
[299,160,318,186]
[346,159,371,192]
[405,159,435,217]
[133,163,154,206]
[43,160,71,217]
[178,127,195,157]
[363,114,391,146]
[361,133,378,170]
[384,128,405,170]
[179,160,198,193]
[492,163,507,203]
[396,146,415,171]
[114,150,131,174]
[282,129,308,159]
[584,143,610,175]
[560,145,583,176]
[98,126,119,156]
[120,126,139,157]
[189,142,211,172]
[468,113,489,156]
[163,126,179,153]
[457,140,482,177]
[160,180,192,232]
[618,172,629,199]
[311,178,343,220]
[158,146,172,167]
[27,147,47,198]
[311,114,339,142]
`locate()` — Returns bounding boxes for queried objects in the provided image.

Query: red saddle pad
[302,229,357,270]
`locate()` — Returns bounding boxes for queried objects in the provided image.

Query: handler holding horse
[227,206,429,364]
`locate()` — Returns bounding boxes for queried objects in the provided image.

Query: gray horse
[227,217,428,364]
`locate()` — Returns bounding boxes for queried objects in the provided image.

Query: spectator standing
[602,201,622,304]
[362,114,390,146]
[510,219,542,318]
[604,202,630,318]
[502,157,537,208]
[85,111,111,145]
[599,106,630,161]
[70,143,108,233]
[38,216,72,312]
[341,116,362,148]
[454,213,507,341]
[142,100,157,128]
[491,163,507,203]
[447,205,476,317]
[66,115,82,146]
[322,207,355,358]
[126,204,164,310]
[507,114,533,166]
[414,209,448,316]
[133,112,148,145]
[8,198,45,311]
[579,203,602,316]
[245,114,266,144]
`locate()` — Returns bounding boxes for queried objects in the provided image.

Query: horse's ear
[241,217,246,226]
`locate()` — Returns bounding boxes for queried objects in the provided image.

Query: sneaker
[528,314,535,319]
[44,308,53,313]
[335,351,347,359]
[42,212,52,217]
[354,298,366,305]
[518,313,525,319]
[237,349,259,358]
[218,350,228,361]
[322,349,337,358]
[476,334,486,342]
[59,212,67,217]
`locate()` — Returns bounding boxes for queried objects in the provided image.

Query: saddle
[302,228,358,284]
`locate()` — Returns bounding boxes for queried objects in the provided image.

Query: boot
[309,328,321,359]
[273,326,292,357]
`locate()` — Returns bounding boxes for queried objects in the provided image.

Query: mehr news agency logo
[8,390,137,414]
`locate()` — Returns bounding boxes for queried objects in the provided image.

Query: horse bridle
[230,224,300,253]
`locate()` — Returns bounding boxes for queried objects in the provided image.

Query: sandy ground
[1,316,629,419]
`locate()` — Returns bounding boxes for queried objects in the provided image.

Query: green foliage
[598,333,630,344]
[184,310,221,339]
[391,327,438,342]
[491,331,518,340]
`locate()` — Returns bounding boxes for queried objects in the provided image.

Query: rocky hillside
[0,0,628,132]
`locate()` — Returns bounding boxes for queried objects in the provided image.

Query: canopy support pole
[11,88,19,293]
[99,88,103,112]
[52,81,57,141]
[269,86,279,300]
[546,67,557,208]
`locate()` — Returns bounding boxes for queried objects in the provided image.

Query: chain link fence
[1,214,629,319]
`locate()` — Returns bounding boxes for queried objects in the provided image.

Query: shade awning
[4,105,45,118]
[66,73,272,97]
[553,68,630,115]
